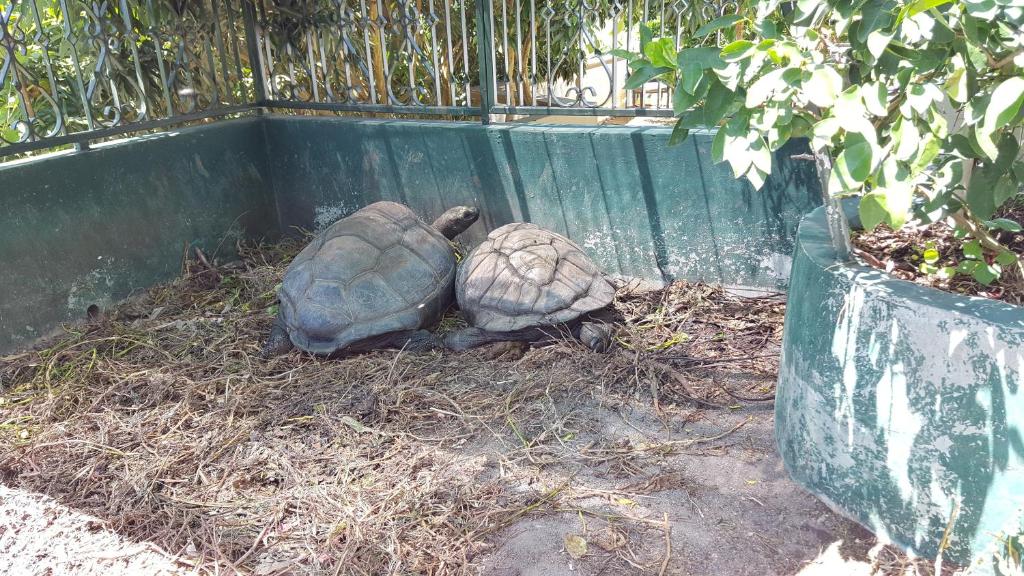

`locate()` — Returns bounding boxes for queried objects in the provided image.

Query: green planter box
[777,206,1024,572]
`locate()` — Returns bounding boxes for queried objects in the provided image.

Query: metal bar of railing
[239,1,263,105]
[475,0,496,123]
[491,106,675,117]
[261,99,479,117]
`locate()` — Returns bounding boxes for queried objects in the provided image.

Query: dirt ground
[0,240,946,575]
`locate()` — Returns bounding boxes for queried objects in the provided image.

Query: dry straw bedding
[0,239,787,574]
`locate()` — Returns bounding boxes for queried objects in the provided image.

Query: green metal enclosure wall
[0,119,278,354]
[262,117,821,288]
[777,207,1024,570]
[0,117,820,354]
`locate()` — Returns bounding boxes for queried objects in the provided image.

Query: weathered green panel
[1,116,820,355]
[262,116,820,288]
[0,119,277,354]
[777,206,1024,572]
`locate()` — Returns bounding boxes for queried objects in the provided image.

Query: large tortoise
[263,201,479,356]
[444,223,616,352]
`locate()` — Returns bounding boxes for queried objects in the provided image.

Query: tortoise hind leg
[577,321,613,353]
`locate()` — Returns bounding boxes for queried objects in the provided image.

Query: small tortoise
[263,201,479,356]
[444,223,616,352]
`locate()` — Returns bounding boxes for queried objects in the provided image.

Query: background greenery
[621,0,1024,288]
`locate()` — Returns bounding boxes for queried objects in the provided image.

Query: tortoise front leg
[346,329,443,353]
[262,315,295,358]
[443,326,555,351]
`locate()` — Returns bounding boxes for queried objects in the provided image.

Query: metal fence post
[474,0,495,124]
[241,0,268,106]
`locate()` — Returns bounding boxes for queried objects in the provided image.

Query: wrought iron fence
[2,0,738,157]
[484,0,738,116]
[249,0,481,115]
[249,0,739,118]
[1,0,257,156]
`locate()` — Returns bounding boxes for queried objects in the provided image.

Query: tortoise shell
[456,223,615,332]
[278,201,455,354]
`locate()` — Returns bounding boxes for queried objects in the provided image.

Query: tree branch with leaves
[621,0,1024,288]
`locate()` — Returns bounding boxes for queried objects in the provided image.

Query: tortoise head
[431,205,480,240]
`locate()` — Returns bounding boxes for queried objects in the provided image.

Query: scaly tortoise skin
[266,201,477,356]
[448,223,616,351]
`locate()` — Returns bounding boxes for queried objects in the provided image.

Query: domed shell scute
[456,223,615,332]
[278,201,456,354]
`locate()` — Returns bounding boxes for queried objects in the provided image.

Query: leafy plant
[619,0,1024,287]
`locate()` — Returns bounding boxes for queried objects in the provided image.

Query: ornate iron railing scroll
[1,0,255,157]
[249,0,481,115]
[483,0,738,116]
[247,0,739,118]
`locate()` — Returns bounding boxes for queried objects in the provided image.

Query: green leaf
[674,82,696,114]
[624,65,672,90]
[859,191,889,230]
[746,165,769,190]
[718,114,754,179]
[923,248,940,264]
[745,68,789,107]
[767,121,794,151]
[894,118,922,161]
[812,118,841,150]
[988,218,1023,233]
[749,135,772,175]
[712,126,727,162]
[957,259,980,274]
[906,84,940,115]
[680,62,704,95]
[835,133,873,183]
[967,164,1002,220]
[973,263,999,285]
[911,134,941,172]
[977,77,1024,160]
[669,117,690,146]
[994,175,1018,211]
[759,19,779,39]
[944,53,969,103]
[721,40,756,62]
[860,175,914,230]
[608,48,639,62]
[677,47,726,70]
[995,250,1018,266]
[994,133,1019,172]
[863,82,888,117]
[867,30,895,58]
[695,14,743,38]
[904,0,952,19]
[805,66,843,108]
[699,78,736,127]
[644,38,678,69]
[963,239,984,260]
[640,23,654,52]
